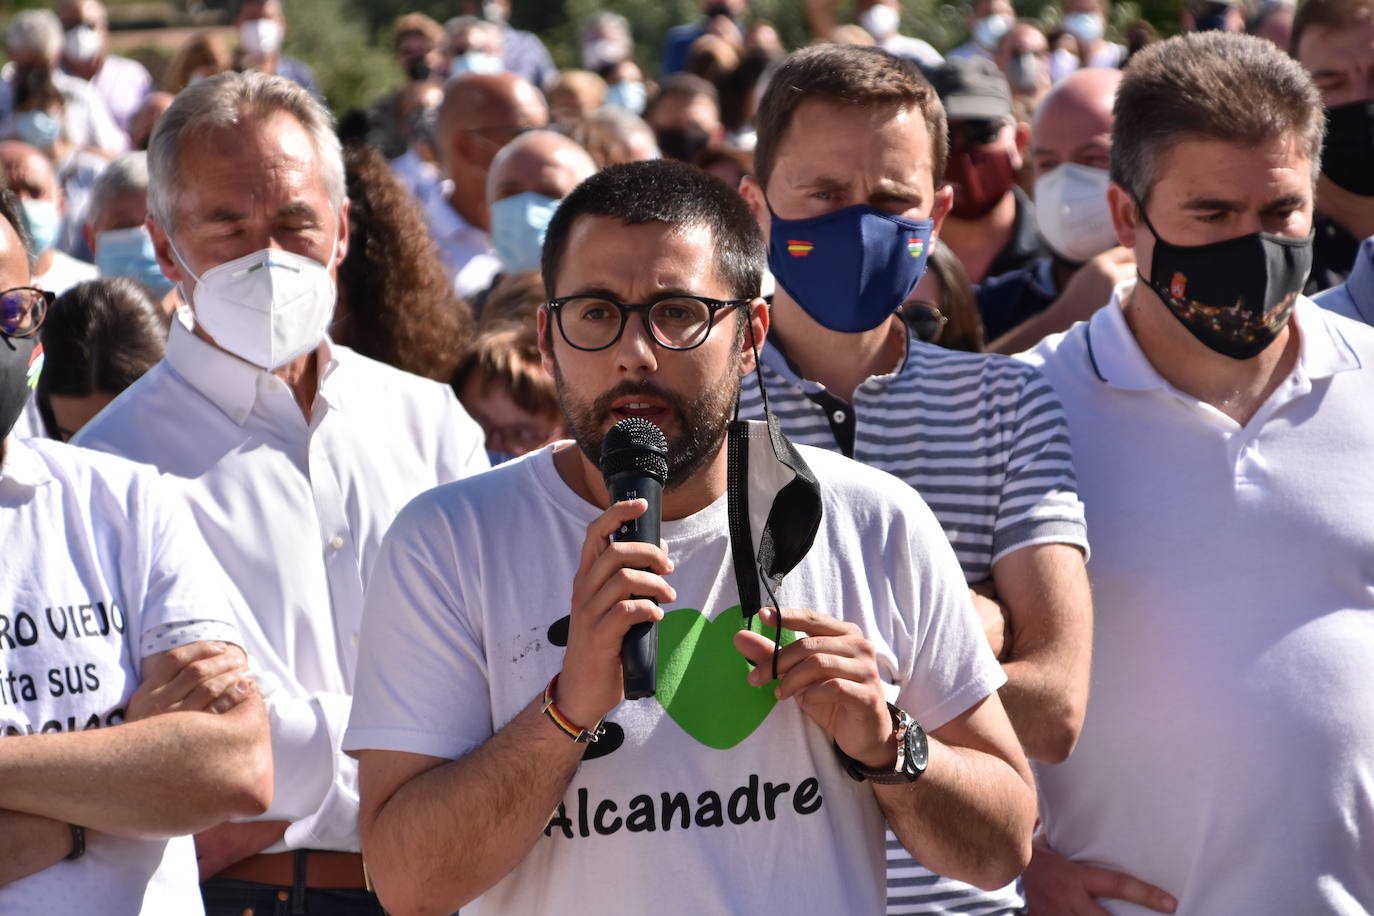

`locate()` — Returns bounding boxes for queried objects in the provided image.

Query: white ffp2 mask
[858,4,901,40]
[176,242,338,370]
[240,18,283,56]
[1034,163,1118,265]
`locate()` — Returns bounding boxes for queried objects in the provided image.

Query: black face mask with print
[1134,198,1312,361]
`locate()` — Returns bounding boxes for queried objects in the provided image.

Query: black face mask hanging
[1322,101,1374,198]
[1135,199,1312,360]
[727,322,823,679]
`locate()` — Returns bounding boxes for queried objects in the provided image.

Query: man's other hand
[1026,835,1178,915]
[734,606,894,769]
[128,641,254,720]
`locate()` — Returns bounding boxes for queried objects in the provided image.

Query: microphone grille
[600,417,668,483]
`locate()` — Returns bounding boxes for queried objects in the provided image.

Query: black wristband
[65,824,85,860]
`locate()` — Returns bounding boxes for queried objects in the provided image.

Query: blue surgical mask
[449,51,504,77]
[15,110,61,151]
[972,14,1012,49]
[1062,11,1105,42]
[605,80,647,115]
[490,191,559,274]
[767,201,936,333]
[21,198,61,255]
[95,226,175,297]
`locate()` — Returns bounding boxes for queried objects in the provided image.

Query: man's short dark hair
[1290,0,1374,57]
[752,45,948,190]
[36,278,165,440]
[643,73,720,124]
[541,158,764,302]
[1112,32,1323,204]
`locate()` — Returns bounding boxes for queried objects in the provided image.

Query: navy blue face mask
[767,201,936,333]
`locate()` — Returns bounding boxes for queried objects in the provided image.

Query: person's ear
[146,216,183,284]
[738,297,770,377]
[536,305,557,375]
[928,184,954,241]
[332,197,350,269]
[1107,181,1138,250]
[739,174,771,245]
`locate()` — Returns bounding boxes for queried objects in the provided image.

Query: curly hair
[334,144,473,382]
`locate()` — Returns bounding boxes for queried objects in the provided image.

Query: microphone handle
[608,473,662,700]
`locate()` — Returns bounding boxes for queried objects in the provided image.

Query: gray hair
[146,70,343,231]
[444,15,482,38]
[581,12,631,43]
[87,152,149,228]
[5,10,63,62]
[1112,32,1324,204]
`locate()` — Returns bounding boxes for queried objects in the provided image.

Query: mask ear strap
[1131,193,1162,240]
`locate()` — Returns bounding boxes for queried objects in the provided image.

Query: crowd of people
[0,0,1371,914]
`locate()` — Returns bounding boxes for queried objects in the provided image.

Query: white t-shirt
[345,428,1005,916]
[1022,294,1374,914]
[0,436,242,915]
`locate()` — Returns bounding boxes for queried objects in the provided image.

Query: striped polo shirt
[738,330,1088,916]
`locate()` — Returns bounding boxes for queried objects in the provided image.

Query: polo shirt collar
[0,435,51,489]
[1291,297,1363,379]
[164,307,339,426]
[1341,236,1374,325]
[1083,282,1162,390]
[759,319,910,396]
[1086,283,1362,391]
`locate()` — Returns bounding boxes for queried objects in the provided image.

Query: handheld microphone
[599,417,668,700]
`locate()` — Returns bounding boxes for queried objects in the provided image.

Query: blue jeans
[201,876,385,916]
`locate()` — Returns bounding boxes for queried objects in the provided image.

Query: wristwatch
[834,703,928,785]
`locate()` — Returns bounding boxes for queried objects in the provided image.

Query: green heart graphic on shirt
[656,605,798,749]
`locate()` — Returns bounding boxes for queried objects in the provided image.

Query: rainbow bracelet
[542,673,606,744]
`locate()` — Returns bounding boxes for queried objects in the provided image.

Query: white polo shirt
[1022,292,1374,914]
[0,435,241,915]
[74,312,489,853]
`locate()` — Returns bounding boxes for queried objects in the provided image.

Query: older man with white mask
[74,71,487,916]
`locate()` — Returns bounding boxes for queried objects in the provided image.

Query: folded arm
[980,542,1093,763]
[0,642,272,839]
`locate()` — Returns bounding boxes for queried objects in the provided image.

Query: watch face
[900,715,928,779]
[905,725,928,774]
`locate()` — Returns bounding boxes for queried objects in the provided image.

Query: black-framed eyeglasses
[547,294,750,352]
[0,287,53,339]
[902,300,947,344]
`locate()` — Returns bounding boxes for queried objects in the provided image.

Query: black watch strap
[66,824,85,860]
[833,703,928,785]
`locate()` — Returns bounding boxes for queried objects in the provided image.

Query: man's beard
[554,355,741,491]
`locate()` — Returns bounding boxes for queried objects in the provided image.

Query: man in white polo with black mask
[74,70,487,916]
[1023,32,1374,914]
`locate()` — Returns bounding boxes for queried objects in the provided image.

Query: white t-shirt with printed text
[0,436,242,915]
[344,430,1005,915]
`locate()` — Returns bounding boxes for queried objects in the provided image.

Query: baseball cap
[925,57,1012,121]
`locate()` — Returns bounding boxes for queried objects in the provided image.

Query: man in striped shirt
[737,45,1092,915]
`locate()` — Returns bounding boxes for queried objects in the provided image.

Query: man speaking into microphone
[343,159,1035,916]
